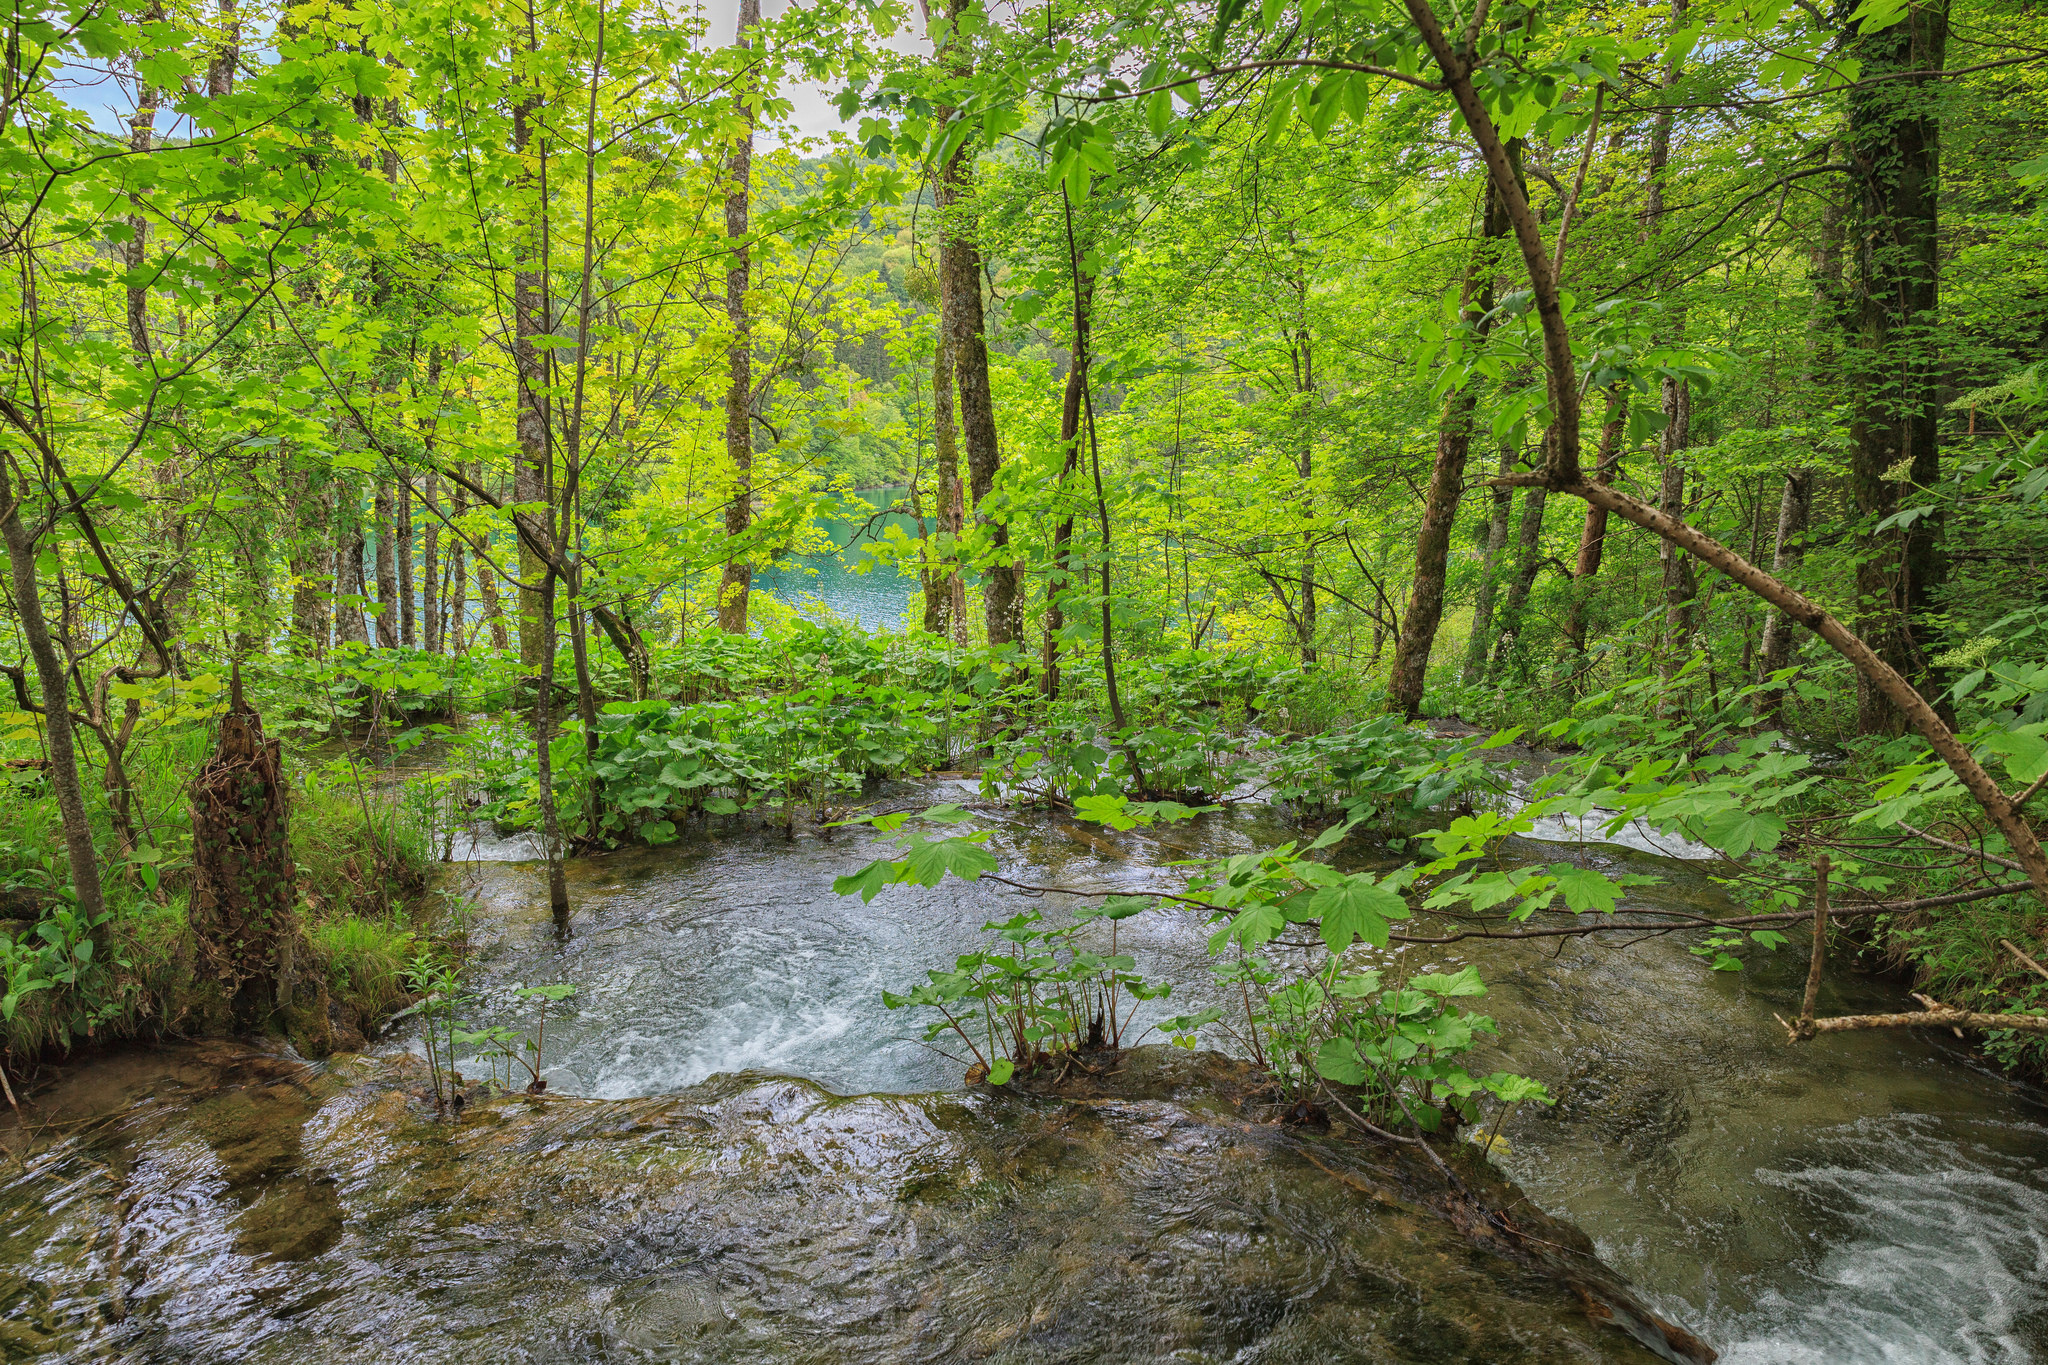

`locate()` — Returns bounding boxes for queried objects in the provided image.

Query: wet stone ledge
[0,1042,1712,1364]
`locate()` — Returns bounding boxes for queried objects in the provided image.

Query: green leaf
[1698,807,1787,857]
[1314,1036,1371,1086]
[1308,873,1409,951]
[1410,966,1487,998]
[1074,793,1136,830]
[1481,1072,1552,1104]
[987,1057,1015,1085]
[897,833,998,887]
[1551,866,1623,914]
[1986,728,2048,785]
[833,858,899,903]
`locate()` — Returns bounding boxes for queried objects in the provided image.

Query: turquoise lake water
[753,486,922,629]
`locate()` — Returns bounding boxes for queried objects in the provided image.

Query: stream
[0,781,2043,1361]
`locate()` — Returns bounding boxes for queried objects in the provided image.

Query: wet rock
[0,1043,1711,1364]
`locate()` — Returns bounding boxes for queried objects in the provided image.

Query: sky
[51,0,933,146]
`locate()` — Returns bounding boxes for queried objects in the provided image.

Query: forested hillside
[0,0,2044,1086]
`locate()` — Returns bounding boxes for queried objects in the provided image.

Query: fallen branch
[2002,939,2048,984]
[1783,992,2048,1039]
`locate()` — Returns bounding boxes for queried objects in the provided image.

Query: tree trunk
[1461,447,1515,685]
[288,472,332,656]
[373,478,398,648]
[188,688,296,1027]
[927,320,967,640]
[1656,378,1699,682]
[1755,472,1813,697]
[934,0,1017,650]
[512,92,551,671]
[1293,323,1317,668]
[1042,273,1091,700]
[1406,0,2048,907]
[397,479,415,648]
[1845,0,1949,734]
[716,0,762,635]
[1387,169,1511,716]
[421,473,440,653]
[0,485,105,921]
[1486,480,1548,684]
[1563,391,1627,663]
[533,568,571,929]
[1758,189,1847,719]
[333,497,370,647]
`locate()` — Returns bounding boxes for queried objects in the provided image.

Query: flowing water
[0,782,2043,1362]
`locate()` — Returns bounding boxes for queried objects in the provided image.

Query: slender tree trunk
[1487,479,1548,684]
[1461,447,1515,684]
[1293,323,1317,668]
[1656,379,1698,681]
[1845,0,1949,734]
[0,486,104,920]
[333,494,370,647]
[512,91,550,671]
[716,0,762,634]
[122,29,158,364]
[1756,472,1813,692]
[1638,3,1697,689]
[288,472,332,656]
[397,478,415,647]
[421,473,441,653]
[1758,191,1846,718]
[447,498,467,655]
[1387,169,1510,716]
[1563,391,1627,663]
[1042,274,1091,701]
[534,566,570,928]
[373,477,398,647]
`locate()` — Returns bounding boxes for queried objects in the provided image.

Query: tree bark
[333,496,370,647]
[1844,0,1949,734]
[1042,275,1090,700]
[1292,323,1317,668]
[1461,446,1515,685]
[1486,478,1548,684]
[928,320,967,640]
[1407,0,2048,906]
[288,471,331,656]
[1563,391,1627,663]
[1387,169,1510,716]
[373,477,398,647]
[933,0,1017,650]
[0,484,105,921]
[512,89,551,671]
[421,473,440,653]
[397,477,415,647]
[1655,379,1699,682]
[1758,190,1846,716]
[716,0,762,635]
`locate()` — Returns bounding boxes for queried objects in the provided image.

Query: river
[435,786,2048,1363]
[0,772,2043,1359]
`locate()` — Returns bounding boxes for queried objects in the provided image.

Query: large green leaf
[1307,874,1409,951]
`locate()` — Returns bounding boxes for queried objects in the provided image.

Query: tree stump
[189,688,297,1029]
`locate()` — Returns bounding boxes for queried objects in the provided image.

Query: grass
[0,720,449,1068]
